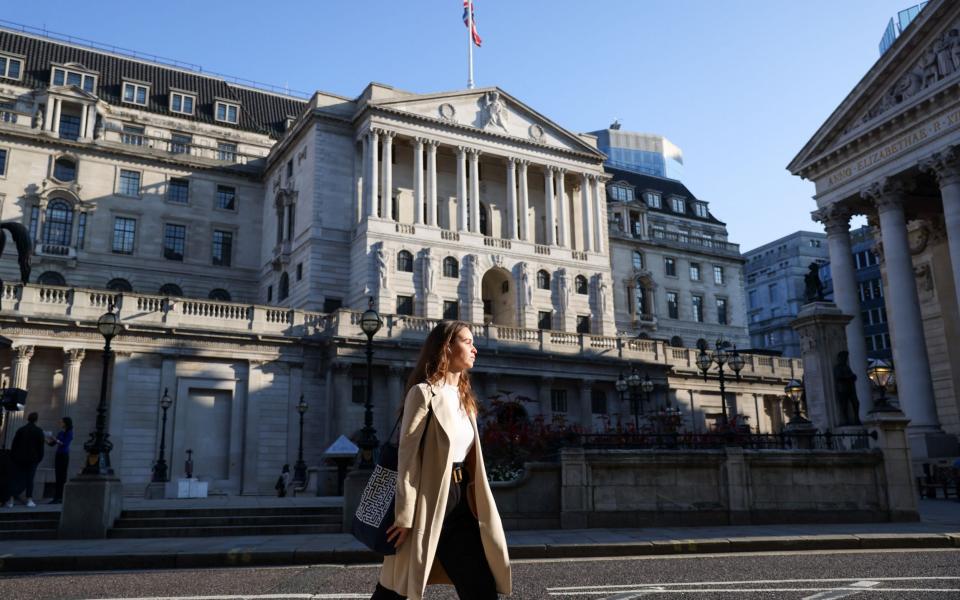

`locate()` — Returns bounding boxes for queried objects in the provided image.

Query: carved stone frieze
[914,262,935,298]
[861,177,915,209]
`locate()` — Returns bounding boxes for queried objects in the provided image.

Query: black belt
[452,462,464,483]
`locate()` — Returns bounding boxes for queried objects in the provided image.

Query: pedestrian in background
[275,463,291,497]
[371,320,511,600]
[5,412,45,508]
[46,417,73,504]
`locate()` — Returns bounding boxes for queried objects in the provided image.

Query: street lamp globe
[627,369,641,390]
[866,359,894,390]
[785,379,804,403]
[712,341,728,366]
[97,308,122,340]
[160,388,173,410]
[641,374,654,395]
[297,396,309,415]
[615,373,628,394]
[696,350,712,374]
[360,298,382,339]
[728,347,745,375]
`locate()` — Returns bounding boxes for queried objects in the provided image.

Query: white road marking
[801,580,881,600]
[550,588,960,596]
[518,547,960,565]
[549,576,960,591]
[84,595,369,600]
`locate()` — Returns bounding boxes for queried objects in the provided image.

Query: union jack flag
[462,0,482,47]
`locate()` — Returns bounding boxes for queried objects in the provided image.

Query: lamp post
[615,372,628,429]
[151,388,173,483]
[621,366,654,432]
[866,359,897,412]
[696,340,745,428]
[358,297,383,468]
[294,394,308,483]
[83,305,122,476]
[784,378,810,425]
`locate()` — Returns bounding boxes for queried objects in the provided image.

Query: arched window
[443,256,459,278]
[209,288,231,301]
[278,272,290,301]
[159,283,183,297]
[43,201,73,246]
[37,271,66,286]
[479,203,489,236]
[397,250,414,273]
[53,157,77,182]
[575,275,588,295]
[632,251,644,270]
[106,278,133,292]
[536,270,550,290]
[670,335,684,348]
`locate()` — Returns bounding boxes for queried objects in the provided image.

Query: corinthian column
[62,348,86,419]
[813,205,873,415]
[862,179,941,438]
[581,174,594,253]
[381,131,395,221]
[544,167,556,246]
[457,147,468,232]
[2,345,34,446]
[518,160,530,241]
[366,129,380,218]
[921,146,960,313]
[426,141,438,226]
[413,137,425,225]
[469,150,481,234]
[555,169,568,247]
[506,158,518,240]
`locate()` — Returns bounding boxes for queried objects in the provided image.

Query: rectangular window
[118,169,141,196]
[170,133,191,155]
[212,230,233,267]
[218,142,237,162]
[323,298,342,313]
[163,224,186,261]
[286,159,294,179]
[671,197,685,213]
[689,262,701,281]
[694,203,708,218]
[871,279,883,298]
[169,92,196,115]
[0,54,23,80]
[713,265,724,285]
[58,113,81,141]
[76,212,87,250]
[396,295,414,315]
[0,148,6,177]
[112,217,136,254]
[667,292,679,319]
[122,82,149,106]
[692,295,704,322]
[29,206,39,241]
[121,124,144,146]
[443,300,459,320]
[167,178,189,204]
[611,186,633,202]
[296,262,303,281]
[644,191,661,209]
[590,389,606,415]
[717,298,728,325]
[550,389,568,413]
[538,310,552,330]
[665,257,676,277]
[613,213,623,231]
[267,285,273,303]
[767,283,777,303]
[216,185,237,210]
[576,315,591,334]
[51,66,96,92]
[215,101,240,124]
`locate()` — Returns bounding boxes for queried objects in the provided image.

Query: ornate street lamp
[784,378,810,424]
[615,372,628,427]
[294,394,308,483]
[358,297,383,468]
[151,388,173,482]
[83,305,122,476]
[866,359,897,412]
[697,340,745,428]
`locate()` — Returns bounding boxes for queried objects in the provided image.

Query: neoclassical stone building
[789,0,960,458]
[0,26,800,496]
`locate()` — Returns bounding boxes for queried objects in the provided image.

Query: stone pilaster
[381,131,394,221]
[581,174,593,253]
[555,169,568,248]
[365,129,379,218]
[506,158,518,240]
[579,380,595,432]
[920,146,960,315]
[457,147,468,232]
[468,150,481,234]
[544,167,556,246]
[2,345,34,446]
[62,348,86,419]
[518,160,530,241]
[412,137,424,225]
[426,140,439,227]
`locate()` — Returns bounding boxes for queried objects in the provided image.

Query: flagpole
[467,0,475,89]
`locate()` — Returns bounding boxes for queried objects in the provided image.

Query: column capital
[555,167,567,177]
[544,165,557,174]
[381,130,396,141]
[468,148,482,158]
[457,145,468,157]
[860,177,915,208]
[14,345,34,360]
[411,137,425,147]
[368,127,384,138]
[920,145,960,186]
[811,204,855,234]
[517,159,530,168]
[64,348,86,363]
[425,139,439,149]
[506,156,518,165]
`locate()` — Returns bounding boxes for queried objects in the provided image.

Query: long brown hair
[405,320,478,415]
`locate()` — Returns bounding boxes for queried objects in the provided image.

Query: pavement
[1,498,958,573]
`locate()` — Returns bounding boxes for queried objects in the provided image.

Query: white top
[441,383,475,462]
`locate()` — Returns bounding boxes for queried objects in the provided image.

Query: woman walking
[372,321,511,600]
[47,417,73,504]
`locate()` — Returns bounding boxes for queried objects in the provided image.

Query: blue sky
[3,0,920,251]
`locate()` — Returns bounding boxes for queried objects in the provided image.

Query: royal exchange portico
[790,0,960,459]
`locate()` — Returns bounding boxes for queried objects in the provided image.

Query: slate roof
[605,166,725,225]
[0,29,307,138]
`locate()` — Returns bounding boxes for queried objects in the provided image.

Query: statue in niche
[374,243,389,291]
[597,276,609,316]
[465,255,480,301]
[422,248,435,295]
[557,268,569,314]
[803,262,825,303]
[480,91,508,133]
[518,262,532,308]
[33,107,44,130]
[833,351,861,426]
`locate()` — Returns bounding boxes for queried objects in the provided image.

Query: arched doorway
[481,267,516,327]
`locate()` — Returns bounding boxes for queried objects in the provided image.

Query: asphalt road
[1,548,959,600]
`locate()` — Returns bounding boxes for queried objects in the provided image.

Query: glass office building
[589,126,684,181]
[879,2,928,55]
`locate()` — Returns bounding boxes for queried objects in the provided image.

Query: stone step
[106,523,341,538]
[112,514,341,528]
[0,518,60,531]
[0,511,61,524]
[0,528,58,540]
[118,506,340,519]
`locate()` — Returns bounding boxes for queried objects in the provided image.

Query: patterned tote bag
[352,394,433,555]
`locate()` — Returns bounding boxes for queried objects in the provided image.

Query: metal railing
[570,430,876,451]
[650,229,740,254]
[112,131,259,165]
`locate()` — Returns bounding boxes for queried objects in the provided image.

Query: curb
[1,533,958,573]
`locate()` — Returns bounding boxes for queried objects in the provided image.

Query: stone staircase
[107,505,342,538]
[0,509,60,539]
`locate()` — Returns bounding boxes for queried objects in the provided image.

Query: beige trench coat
[378,382,512,599]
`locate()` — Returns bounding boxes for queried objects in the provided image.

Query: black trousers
[53,453,69,501]
[372,468,498,600]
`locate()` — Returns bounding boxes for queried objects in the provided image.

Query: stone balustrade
[0,283,803,379]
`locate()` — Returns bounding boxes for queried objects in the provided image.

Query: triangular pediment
[789,0,960,176]
[370,87,603,157]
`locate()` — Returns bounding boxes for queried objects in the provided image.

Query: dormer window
[670,197,686,213]
[0,54,23,81]
[694,202,709,218]
[610,184,633,202]
[122,81,149,106]
[644,191,661,209]
[50,65,96,93]
[169,91,196,115]
[215,101,239,124]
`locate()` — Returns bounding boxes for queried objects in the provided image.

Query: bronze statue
[833,351,861,426]
[804,262,825,303]
[0,221,33,310]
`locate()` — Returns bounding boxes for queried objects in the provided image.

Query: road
[1,548,958,599]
